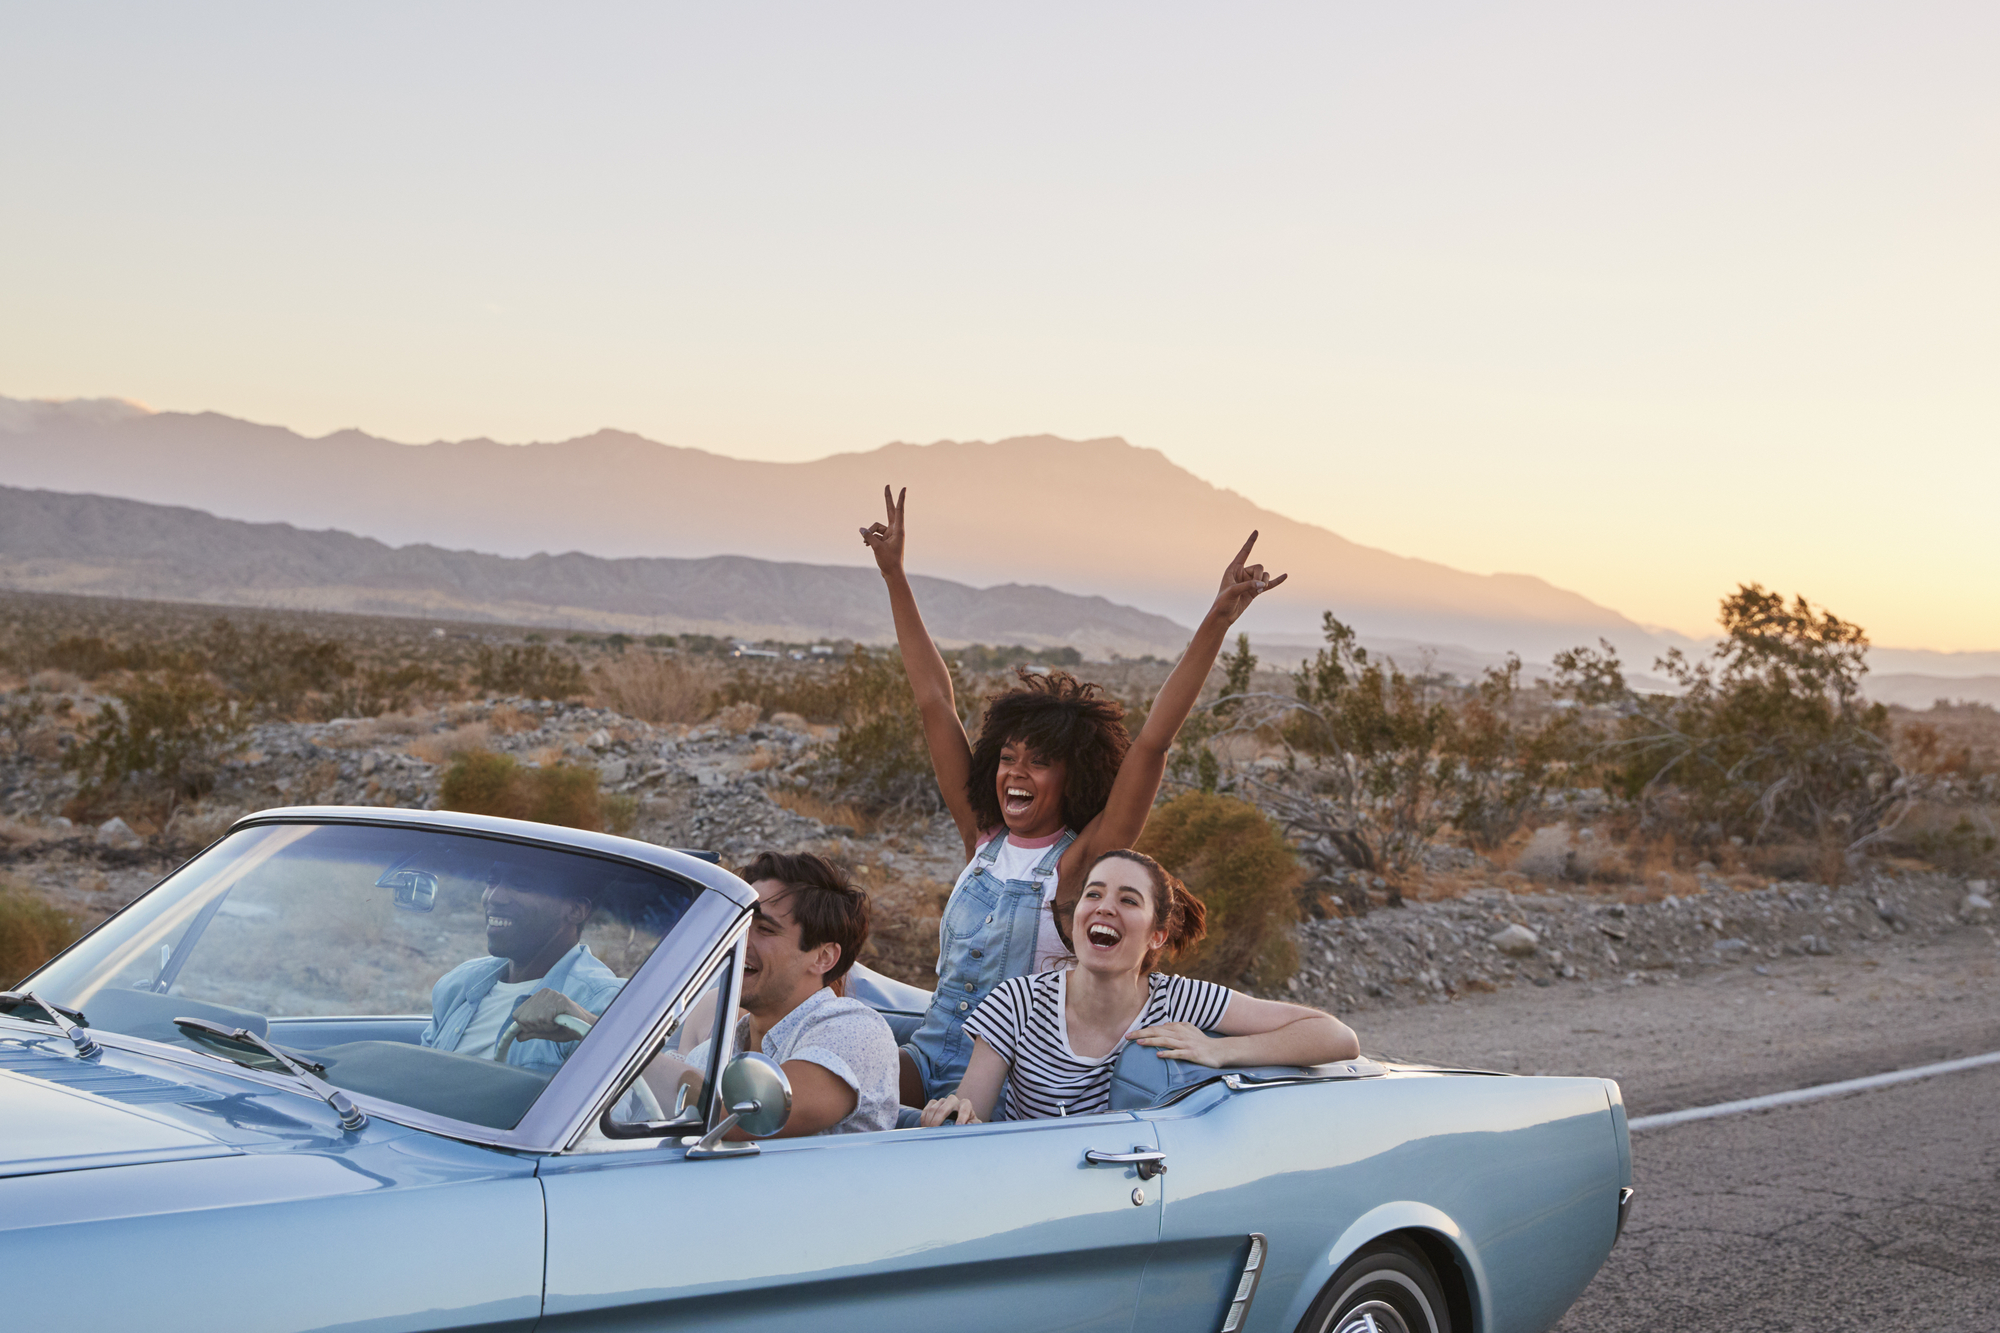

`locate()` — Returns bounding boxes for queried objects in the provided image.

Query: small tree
[1447,655,1592,849]
[1234,614,1458,874]
[1560,585,1906,856]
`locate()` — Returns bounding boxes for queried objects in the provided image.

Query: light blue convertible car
[1,807,1631,1333]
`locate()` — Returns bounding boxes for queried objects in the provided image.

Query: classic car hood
[0,1064,238,1179]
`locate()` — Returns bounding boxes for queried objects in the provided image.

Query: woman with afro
[860,485,1285,1105]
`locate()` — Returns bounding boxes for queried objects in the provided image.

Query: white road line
[1629,1049,2000,1132]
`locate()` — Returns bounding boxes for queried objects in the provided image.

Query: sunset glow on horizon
[3,3,1994,651]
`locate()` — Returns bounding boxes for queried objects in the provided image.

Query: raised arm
[861,486,981,856]
[1067,531,1285,875]
[1133,993,1359,1069]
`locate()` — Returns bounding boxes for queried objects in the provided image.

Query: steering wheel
[494,1011,593,1063]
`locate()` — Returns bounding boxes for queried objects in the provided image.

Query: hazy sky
[4,4,1995,650]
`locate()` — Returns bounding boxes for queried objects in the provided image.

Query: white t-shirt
[951,832,1072,974]
[454,976,543,1060]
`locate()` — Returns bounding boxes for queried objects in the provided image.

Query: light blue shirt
[420,942,625,1073]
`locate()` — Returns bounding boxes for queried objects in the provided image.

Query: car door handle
[1085,1146,1167,1180]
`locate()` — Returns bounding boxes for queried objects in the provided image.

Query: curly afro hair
[965,669,1130,833]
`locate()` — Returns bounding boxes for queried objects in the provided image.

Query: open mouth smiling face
[995,741,1067,835]
[1072,858,1165,972]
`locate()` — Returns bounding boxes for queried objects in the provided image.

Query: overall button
[985,915,994,924]
[969,948,983,958]
[958,1001,969,1011]
[963,981,975,992]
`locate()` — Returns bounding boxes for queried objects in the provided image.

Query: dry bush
[1880,800,1999,876]
[768,787,874,834]
[602,793,640,838]
[487,704,537,735]
[0,881,81,986]
[473,644,584,700]
[1135,792,1302,990]
[714,701,762,735]
[438,748,604,831]
[407,723,491,766]
[592,650,715,726]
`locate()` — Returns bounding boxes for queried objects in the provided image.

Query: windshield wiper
[0,990,101,1057]
[172,1016,366,1131]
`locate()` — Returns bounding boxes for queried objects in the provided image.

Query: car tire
[1299,1238,1452,1333]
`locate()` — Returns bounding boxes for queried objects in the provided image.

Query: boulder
[95,816,145,850]
[1964,892,1993,924]
[1489,924,1539,956]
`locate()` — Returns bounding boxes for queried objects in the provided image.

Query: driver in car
[419,866,625,1072]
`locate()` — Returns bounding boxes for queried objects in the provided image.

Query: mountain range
[0,395,1659,661]
[4,395,1993,701]
[0,486,1192,658]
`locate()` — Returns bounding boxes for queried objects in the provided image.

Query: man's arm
[720,1057,858,1139]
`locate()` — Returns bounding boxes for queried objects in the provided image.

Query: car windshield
[19,821,700,1130]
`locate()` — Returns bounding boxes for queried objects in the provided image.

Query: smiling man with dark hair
[729,851,898,1136]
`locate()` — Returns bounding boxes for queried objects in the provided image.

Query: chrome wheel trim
[1333,1300,1413,1333]
[1319,1267,1439,1333]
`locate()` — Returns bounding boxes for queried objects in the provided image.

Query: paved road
[1553,1062,2000,1332]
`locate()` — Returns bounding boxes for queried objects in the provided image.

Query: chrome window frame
[29,806,756,1155]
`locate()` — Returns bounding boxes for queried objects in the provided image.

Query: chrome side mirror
[720,1051,792,1138]
[683,1052,792,1157]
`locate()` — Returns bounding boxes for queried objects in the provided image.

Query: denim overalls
[902,829,1076,1099]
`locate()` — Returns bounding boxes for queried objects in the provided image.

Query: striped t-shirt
[963,970,1233,1120]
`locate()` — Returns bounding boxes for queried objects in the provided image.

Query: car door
[536,944,1165,1332]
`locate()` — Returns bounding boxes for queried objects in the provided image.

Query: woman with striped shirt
[919,849,1359,1125]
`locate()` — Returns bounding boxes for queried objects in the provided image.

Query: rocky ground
[4,698,1995,1025]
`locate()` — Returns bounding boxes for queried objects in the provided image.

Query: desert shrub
[1446,656,1592,849]
[64,671,243,801]
[714,701,763,735]
[718,666,847,724]
[1135,792,1301,990]
[324,663,457,718]
[1,694,45,753]
[601,793,640,837]
[733,648,960,818]
[0,881,81,986]
[201,619,357,717]
[38,634,167,679]
[438,748,603,831]
[473,644,585,700]
[593,649,714,725]
[1558,585,1905,857]
[1199,615,1456,876]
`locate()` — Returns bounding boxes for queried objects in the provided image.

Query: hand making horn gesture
[859,485,907,578]
[1209,531,1287,626]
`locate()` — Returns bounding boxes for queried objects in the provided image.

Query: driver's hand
[920,1093,981,1128]
[512,988,596,1043]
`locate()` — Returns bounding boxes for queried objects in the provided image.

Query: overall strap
[973,830,1008,868]
[1030,829,1078,879]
